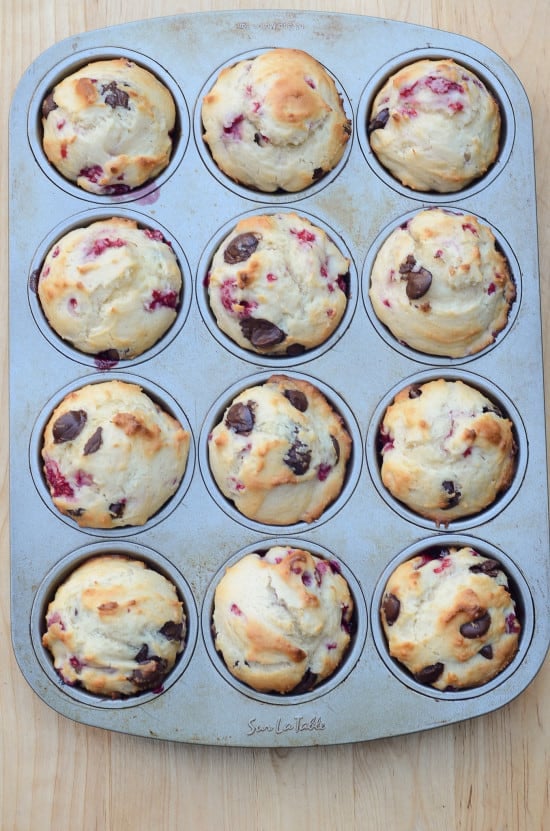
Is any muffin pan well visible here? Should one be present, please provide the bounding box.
[9,10,549,746]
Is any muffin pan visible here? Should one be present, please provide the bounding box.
[9,10,549,746]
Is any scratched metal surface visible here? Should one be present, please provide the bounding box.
[8,9,549,746]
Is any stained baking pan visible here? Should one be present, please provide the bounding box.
[9,9,549,746]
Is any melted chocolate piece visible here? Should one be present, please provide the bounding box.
[399,255,432,300]
[442,480,461,508]
[414,662,444,685]
[331,435,340,464]
[382,593,400,625]
[368,107,390,133]
[159,621,184,641]
[130,656,168,690]
[469,559,501,578]
[83,427,103,455]
[291,668,318,694]
[283,389,308,412]
[286,343,306,357]
[284,438,312,475]
[460,611,491,639]
[101,80,130,109]
[225,402,255,434]
[109,500,126,519]
[240,317,286,348]
[223,233,259,264]
[135,643,149,663]
[479,644,494,659]
[52,410,87,443]
[42,93,58,118]
[312,167,324,181]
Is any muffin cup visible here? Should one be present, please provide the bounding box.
[357,47,515,201]
[28,47,189,203]
[365,369,528,530]
[31,542,198,708]
[194,47,353,203]
[199,370,362,533]
[371,534,533,700]
[196,206,357,366]
[29,372,195,535]
[202,538,367,704]
[28,207,192,367]
[361,207,521,365]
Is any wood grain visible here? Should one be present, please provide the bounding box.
[1,2,548,829]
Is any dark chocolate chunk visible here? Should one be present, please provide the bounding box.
[159,621,184,641]
[109,500,126,519]
[286,343,306,357]
[42,93,58,118]
[240,317,286,348]
[469,558,501,578]
[83,427,103,455]
[101,80,130,109]
[29,269,40,294]
[135,643,149,663]
[312,167,324,181]
[414,662,444,685]
[479,644,494,659]
[399,254,432,300]
[283,389,308,412]
[284,438,312,475]
[291,668,318,694]
[460,611,491,639]
[408,384,422,399]
[225,402,255,434]
[442,480,461,508]
[130,656,168,690]
[52,410,87,443]
[382,593,400,625]
[368,107,389,133]
[331,435,340,464]
[223,233,259,264]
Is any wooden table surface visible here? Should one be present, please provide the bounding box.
[1,1,549,829]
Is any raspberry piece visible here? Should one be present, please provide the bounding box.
[290,228,316,245]
[146,289,179,311]
[425,75,464,95]
[79,165,103,184]
[87,237,126,258]
[223,114,244,139]
[317,463,332,481]
[143,228,166,243]
[44,459,74,498]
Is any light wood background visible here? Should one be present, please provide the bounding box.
[1,2,549,829]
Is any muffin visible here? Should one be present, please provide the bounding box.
[41,58,176,194]
[201,48,351,192]
[208,374,352,525]
[368,58,501,192]
[42,555,185,697]
[206,212,349,355]
[378,379,516,524]
[41,380,190,528]
[213,546,354,693]
[37,217,182,359]
[368,208,515,357]
[380,546,521,690]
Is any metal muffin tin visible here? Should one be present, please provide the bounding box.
[9,10,549,746]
